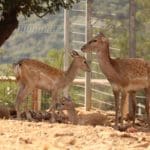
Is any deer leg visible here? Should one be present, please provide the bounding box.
[129,91,136,126]
[120,91,127,126]
[113,90,120,128]
[15,84,30,119]
[49,91,58,110]
[49,91,59,122]
[15,84,24,118]
[144,88,150,126]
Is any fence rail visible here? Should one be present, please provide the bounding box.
[0,76,146,116]
[0,76,16,81]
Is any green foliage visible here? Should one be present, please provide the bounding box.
[135,0,150,59]
[136,0,150,23]
[0,64,14,76]
[0,63,17,107]
[0,0,79,17]
[87,0,130,57]
[93,0,150,59]
[2,0,149,63]
[69,85,84,105]
[0,81,17,107]
[43,49,64,69]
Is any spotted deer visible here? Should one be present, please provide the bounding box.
[13,50,90,118]
[81,33,150,128]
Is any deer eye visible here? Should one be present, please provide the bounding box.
[93,40,97,42]
[83,60,87,64]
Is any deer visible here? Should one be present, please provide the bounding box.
[81,33,150,128]
[13,50,90,119]
[58,96,109,126]
[57,96,78,124]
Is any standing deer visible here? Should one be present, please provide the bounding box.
[13,50,90,119]
[81,33,150,128]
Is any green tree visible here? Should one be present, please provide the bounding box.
[0,0,79,46]
[43,49,64,69]
[129,0,136,57]
[93,0,149,59]
[136,0,150,60]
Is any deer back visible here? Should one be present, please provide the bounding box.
[13,59,64,90]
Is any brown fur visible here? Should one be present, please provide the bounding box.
[58,97,109,126]
[13,51,90,118]
[81,33,150,128]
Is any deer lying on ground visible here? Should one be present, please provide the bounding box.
[57,96,78,124]
[13,50,90,119]
[58,97,109,126]
[81,33,150,128]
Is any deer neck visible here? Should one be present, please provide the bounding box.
[97,43,121,85]
[64,61,79,86]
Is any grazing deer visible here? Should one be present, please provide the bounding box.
[81,33,150,128]
[13,50,90,119]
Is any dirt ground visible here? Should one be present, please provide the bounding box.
[0,108,150,150]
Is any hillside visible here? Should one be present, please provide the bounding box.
[0,0,150,64]
[1,12,64,64]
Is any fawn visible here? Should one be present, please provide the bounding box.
[13,50,90,119]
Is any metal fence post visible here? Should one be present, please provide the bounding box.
[85,0,92,111]
[64,5,71,97]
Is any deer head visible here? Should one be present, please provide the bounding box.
[71,50,90,72]
[60,96,75,110]
[81,33,109,53]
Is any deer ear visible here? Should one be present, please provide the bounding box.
[99,32,105,37]
[71,50,79,57]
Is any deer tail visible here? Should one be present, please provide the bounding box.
[13,63,22,81]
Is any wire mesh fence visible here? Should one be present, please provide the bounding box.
[0,73,147,117]
[0,0,149,117]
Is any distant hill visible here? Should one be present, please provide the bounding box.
[1,12,64,63]
[1,0,149,64]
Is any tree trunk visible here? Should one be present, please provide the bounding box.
[129,0,136,57]
[0,11,18,46]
